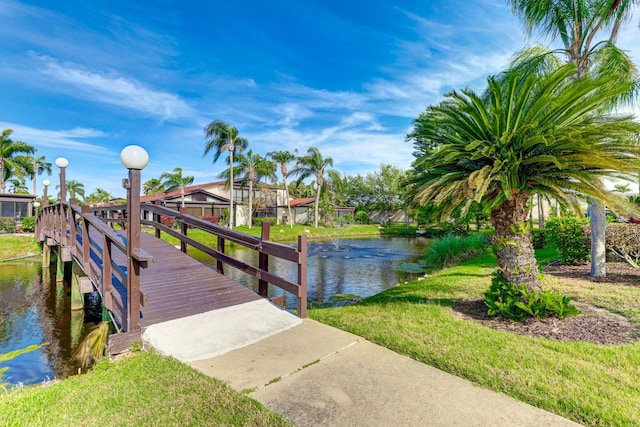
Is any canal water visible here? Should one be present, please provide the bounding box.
[0,236,427,387]
[0,262,97,388]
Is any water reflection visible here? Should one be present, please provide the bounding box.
[191,236,428,308]
[0,262,93,387]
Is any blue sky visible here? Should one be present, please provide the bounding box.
[1,0,640,198]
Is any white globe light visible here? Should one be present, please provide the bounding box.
[55,157,69,168]
[33,201,41,207]
[42,179,51,187]
[120,145,149,170]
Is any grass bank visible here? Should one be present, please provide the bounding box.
[0,234,40,261]
[147,223,382,246]
[0,352,291,427]
[309,252,640,426]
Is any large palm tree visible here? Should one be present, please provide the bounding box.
[267,150,297,227]
[0,129,35,193]
[507,0,639,277]
[292,147,334,229]
[203,120,248,228]
[408,62,640,290]
[219,149,276,228]
[160,167,194,208]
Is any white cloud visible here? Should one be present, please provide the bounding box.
[34,55,196,122]
[0,122,109,153]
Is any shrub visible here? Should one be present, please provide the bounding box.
[545,216,589,264]
[0,218,17,233]
[484,270,580,320]
[531,228,547,249]
[20,217,36,232]
[355,211,369,224]
[253,217,277,227]
[341,214,354,224]
[202,216,220,224]
[422,233,488,270]
[159,216,176,228]
[604,223,640,268]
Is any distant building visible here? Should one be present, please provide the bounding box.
[0,193,36,220]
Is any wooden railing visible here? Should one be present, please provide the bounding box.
[90,203,308,317]
[36,200,153,331]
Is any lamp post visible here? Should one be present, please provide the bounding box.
[42,179,51,207]
[33,201,40,216]
[54,157,69,203]
[120,145,149,331]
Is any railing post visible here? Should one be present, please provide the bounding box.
[102,235,113,312]
[81,205,91,267]
[154,201,161,239]
[180,207,188,253]
[126,168,142,331]
[69,199,77,255]
[297,234,308,318]
[216,236,225,274]
[258,222,271,297]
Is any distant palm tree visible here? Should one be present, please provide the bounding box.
[267,150,297,227]
[8,179,29,194]
[0,129,34,193]
[160,167,194,208]
[143,178,164,195]
[86,188,112,204]
[203,120,248,228]
[58,179,85,202]
[291,147,334,228]
[29,152,52,196]
[219,149,276,228]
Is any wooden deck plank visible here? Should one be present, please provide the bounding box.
[82,227,263,329]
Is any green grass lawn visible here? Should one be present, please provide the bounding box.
[0,234,40,260]
[0,352,291,427]
[310,252,640,426]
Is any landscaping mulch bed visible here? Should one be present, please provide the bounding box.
[454,262,640,345]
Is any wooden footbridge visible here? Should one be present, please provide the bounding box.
[35,200,307,350]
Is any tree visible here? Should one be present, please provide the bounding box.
[507,0,639,277]
[160,167,194,208]
[86,188,113,204]
[8,179,28,194]
[219,149,275,228]
[58,179,85,201]
[368,164,406,225]
[143,178,164,195]
[267,150,297,227]
[0,129,35,193]
[407,62,640,290]
[203,120,248,228]
[291,147,334,228]
[24,151,51,196]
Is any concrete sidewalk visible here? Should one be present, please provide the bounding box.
[186,318,580,426]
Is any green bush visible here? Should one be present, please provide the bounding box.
[0,218,17,233]
[422,233,488,270]
[20,217,35,232]
[545,216,589,264]
[355,211,369,224]
[484,270,580,320]
[531,228,547,249]
[253,217,277,227]
[341,214,354,224]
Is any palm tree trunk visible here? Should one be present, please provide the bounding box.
[229,148,234,229]
[589,198,607,277]
[314,182,321,228]
[0,158,5,193]
[490,192,540,290]
[181,186,185,208]
[248,179,253,229]
[32,159,37,196]
[283,177,293,228]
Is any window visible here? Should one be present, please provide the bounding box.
[1,202,15,218]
